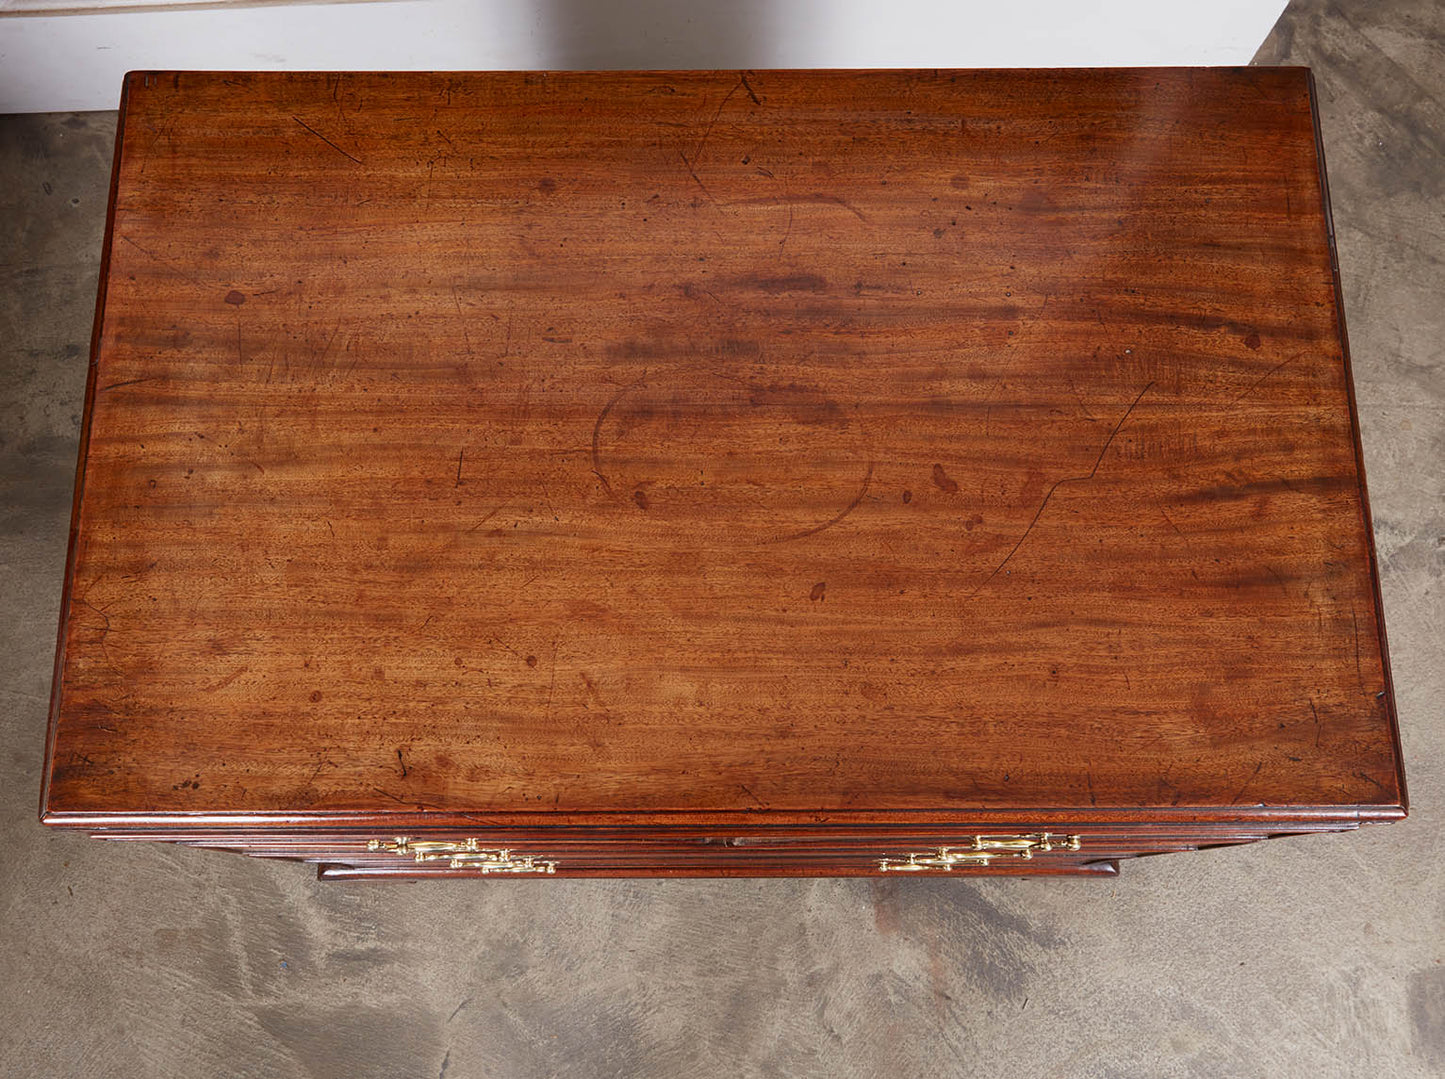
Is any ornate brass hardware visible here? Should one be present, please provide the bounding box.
[878,833,1081,872]
[366,836,558,874]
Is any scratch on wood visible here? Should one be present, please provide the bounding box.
[1352,770,1387,794]
[687,75,746,171]
[761,461,874,545]
[117,234,204,285]
[316,324,342,367]
[201,666,249,693]
[968,381,1153,598]
[740,71,762,106]
[590,375,648,499]
[1229,351,1303,405]
[306,757,329,787]
[465,504,506,532]
[1160,507,1187,542]
[1229,760,1264,805]
[292,115,364,165]
[75,596,112,638]
[806,192,869,221]
[678,149,718,206]
[100,376,161,393]
[726,192,869,221]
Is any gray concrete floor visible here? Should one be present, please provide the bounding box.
[1,2,1441,1076]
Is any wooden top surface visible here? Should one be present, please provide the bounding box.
[43,68,1404,827]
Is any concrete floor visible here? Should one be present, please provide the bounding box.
[1,2,1441,1076]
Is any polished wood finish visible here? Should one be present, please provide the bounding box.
[42,69,1405,878]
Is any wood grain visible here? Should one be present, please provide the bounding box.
[42,70,1404,863]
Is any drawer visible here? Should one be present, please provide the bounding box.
[93,822,1345,879]
[315,857,1123,880]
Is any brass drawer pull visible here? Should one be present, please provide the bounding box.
[367,836,558,874]
[878,833,1081,872]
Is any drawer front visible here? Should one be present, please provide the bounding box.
[331,832,1111,878]
[93,822,1335,878]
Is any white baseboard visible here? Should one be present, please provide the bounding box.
[0,0,1288,114]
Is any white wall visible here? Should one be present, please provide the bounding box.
[0,0,1288,114]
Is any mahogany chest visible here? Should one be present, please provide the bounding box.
[42,68,1406,879]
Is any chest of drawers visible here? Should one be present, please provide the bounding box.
[42,68,1405,878]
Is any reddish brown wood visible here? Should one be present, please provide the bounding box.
[42,69,1405,877]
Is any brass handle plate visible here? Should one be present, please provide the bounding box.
[878,833,1081,872]
[367,836,558,874]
